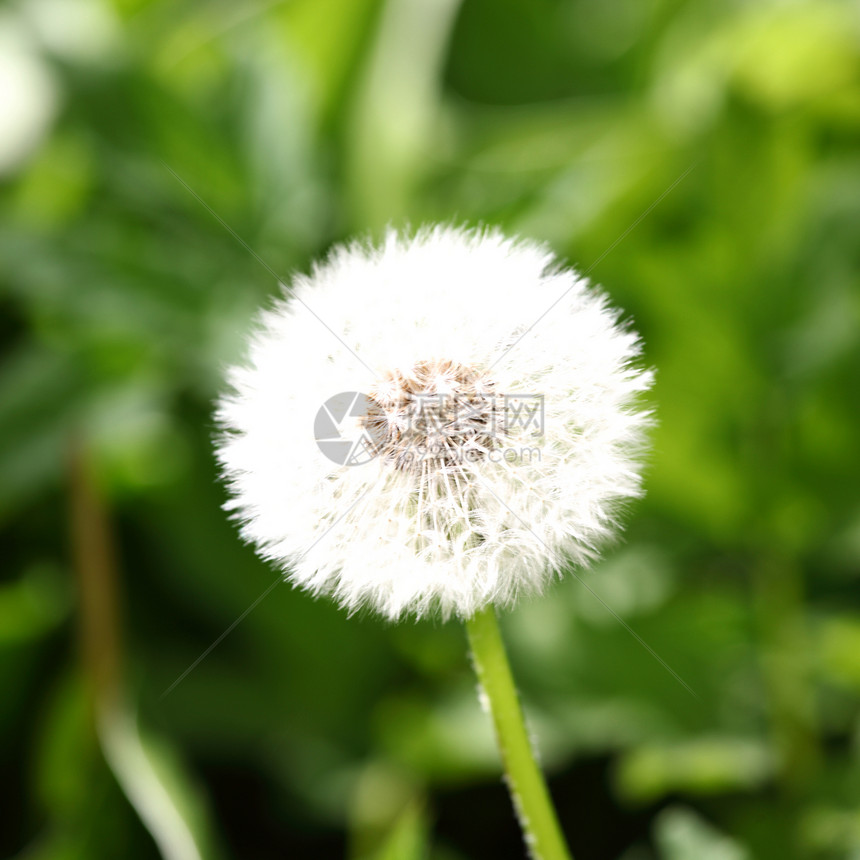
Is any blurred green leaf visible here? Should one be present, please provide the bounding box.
[100,701,223,860]
[0,563,70,646]
[373,801,429,860]
[616,737,775,803]
[655,806,751,860]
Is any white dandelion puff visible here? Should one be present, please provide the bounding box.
[216,225,653,621]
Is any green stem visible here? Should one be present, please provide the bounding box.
[465,606,573,860]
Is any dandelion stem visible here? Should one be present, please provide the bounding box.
[465,606,573,860]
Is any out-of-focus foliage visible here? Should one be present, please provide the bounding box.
[1,0,859,858]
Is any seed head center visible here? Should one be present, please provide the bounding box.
[363,359,498,472]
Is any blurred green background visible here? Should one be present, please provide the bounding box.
[2,0,859,858]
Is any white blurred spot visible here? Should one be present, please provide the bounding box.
[0,15,58,175]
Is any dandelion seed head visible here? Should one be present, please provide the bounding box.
[216,225,653,621]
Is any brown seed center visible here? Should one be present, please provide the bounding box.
[362,359,498,473]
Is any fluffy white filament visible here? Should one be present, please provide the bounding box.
[216,226,653,620]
